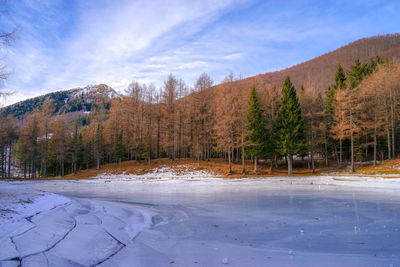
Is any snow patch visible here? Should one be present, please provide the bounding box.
[94,165,217,180]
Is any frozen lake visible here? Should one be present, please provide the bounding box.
[1,176,400,266]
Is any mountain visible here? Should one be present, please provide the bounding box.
[239,33,400,91]
[1,84,120,119]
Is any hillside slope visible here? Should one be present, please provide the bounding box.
[241,33,400,90]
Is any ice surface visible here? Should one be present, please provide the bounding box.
[0,184,155,266]
[21,253,47,267]
[1,174,400,266]
[0,188,70,239]
[0,260,19,267]
[0,237,18,261]
[48,224,123,266]
[13,207,75,257]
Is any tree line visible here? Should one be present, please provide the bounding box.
[1,56,400,178]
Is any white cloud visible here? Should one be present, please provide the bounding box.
[2,0,245,105]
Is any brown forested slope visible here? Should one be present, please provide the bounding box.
[233,33,400,91]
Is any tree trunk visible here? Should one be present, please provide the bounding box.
[31,160,34,179]
[228,147,232,175]
[287,154,293,175]
[390,87,395,159]
[392,123,395,159]
[1,149,3,178]
[44,132,48,177]
[387,126,391,160]
[373,109,377,166]
[270,156,273,173]
[311,130,315,174]
[178,116,182,159]
[373,127,377,166]
[196,139,200,167]
[157,119,160,158]
[254,156,258,174]
[61,158,65,176]
[324,135,328,167]
[241,144,245,175]
[339,138,342,165]
[351,131,355,172]
[350,103,355,173]
[97,154,100,170]
[8,143,11,178]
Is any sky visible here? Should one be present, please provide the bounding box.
[0,0,399,106]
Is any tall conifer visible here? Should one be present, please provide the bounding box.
[246,86,269,173]
[274,76,307,174]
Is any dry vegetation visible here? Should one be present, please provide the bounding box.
[47,158,334,180]
[60,158,400,180]
[355,158,400,177]
[6,157,400,180]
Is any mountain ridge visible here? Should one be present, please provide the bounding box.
[1,84,120,119]
[242,33,400,90]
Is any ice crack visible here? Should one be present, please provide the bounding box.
[91,231,126,267]
[15,211,77,261]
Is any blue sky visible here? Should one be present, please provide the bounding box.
[0,0,399,105]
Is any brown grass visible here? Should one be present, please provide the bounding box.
[354,158,400,177]
[54,158,334,180]
[8,158,400,181]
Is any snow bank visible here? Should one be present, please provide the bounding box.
[92,165,400,195]
[253,175,400,191]
[94,165,217,180]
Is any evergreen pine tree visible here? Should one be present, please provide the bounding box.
[246,86,269,173]
[348,59,363,88]
[274,76,307,174]
[334,64,346,89]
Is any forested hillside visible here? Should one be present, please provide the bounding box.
[241,34,400,91]
[1,84,119,119]
[1,34,400,178]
